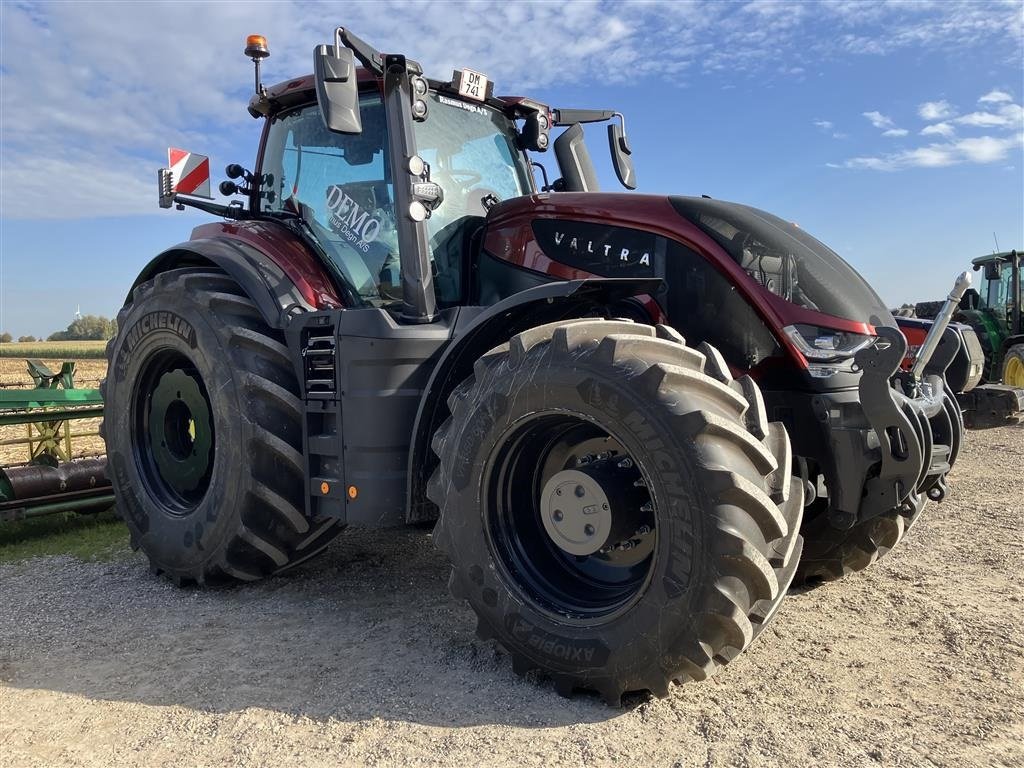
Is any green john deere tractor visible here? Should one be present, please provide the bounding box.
[916,249,1024,427]
[964,250,1024,386]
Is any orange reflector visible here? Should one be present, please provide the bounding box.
[347,485,359,500]
[320,481,330,495]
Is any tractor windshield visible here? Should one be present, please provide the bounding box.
[671,197,893,327]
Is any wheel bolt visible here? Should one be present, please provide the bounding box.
[617,458,633,469]
[575,485,586,498]
[553,510,563,522]
[555,488,562,496]
[584,524,595,536]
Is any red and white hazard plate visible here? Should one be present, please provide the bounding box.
[168,147,212,199]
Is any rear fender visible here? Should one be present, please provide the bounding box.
[405,277,662,522]
[130,236,323,330]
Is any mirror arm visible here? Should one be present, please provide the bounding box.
[338,27,385,76]
[553,108,617,126]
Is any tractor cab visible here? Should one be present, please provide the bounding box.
[255,76,534,310]
[973,251,1022,328]
[968,250,1023,385]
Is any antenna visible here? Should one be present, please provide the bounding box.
[993,232,1000,253]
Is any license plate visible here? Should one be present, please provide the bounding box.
[456,68,488,101]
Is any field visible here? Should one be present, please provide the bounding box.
[0,340,107,360]
[0,422,1021,768]
[0,356,107,465]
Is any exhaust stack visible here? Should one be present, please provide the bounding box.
[910,271,971,381]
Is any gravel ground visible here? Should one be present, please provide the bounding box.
[1,424,1021,768]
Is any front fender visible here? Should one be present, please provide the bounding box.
[405,277,662,522]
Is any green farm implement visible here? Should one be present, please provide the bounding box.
[0,360,112,521]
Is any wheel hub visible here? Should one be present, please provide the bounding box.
[540,470,613,556]
[539,455,648,557]
[148,368,213,498]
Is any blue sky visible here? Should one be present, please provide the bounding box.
[1,0,1022,338]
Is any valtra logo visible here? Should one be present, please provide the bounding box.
[532,219,662,278]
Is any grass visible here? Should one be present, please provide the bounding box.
[0,507,130,564]
[0,340,108,359]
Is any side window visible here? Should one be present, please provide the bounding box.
[261,96,401,307]
[664,242,782,371]
[413,93,532,307]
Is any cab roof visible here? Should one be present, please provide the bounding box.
[259,70,530,117]
[972,250,1020,266]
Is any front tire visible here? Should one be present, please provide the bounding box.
[1003,344,1024,388]
[793,494,927,585]
[427,319,803,703]
[101,269,342,585]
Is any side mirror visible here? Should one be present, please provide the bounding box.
[983,262,1000,281]
[314,31,362,134]
[608,120,636,190]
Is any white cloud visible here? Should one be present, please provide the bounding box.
[829,134,1023,171]
[956,136,1020,163]
[1,0,1023,218]
[979,89,1013,104]
[865,111,909,137]
[921,122,956,138]
[837,91,1023,171]
[918,100,956,120]
[955,103,1024,128]
[814,119,834,130]
[864,110,896,129]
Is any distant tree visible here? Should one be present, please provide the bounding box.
[48,315,117,341]
[0,332,12,343]
[18,335,37,343]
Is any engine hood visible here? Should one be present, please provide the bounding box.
[484,191,893,332]
[487,192,683,234]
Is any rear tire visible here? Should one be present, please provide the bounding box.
[101,269,342,585]
[427,319,803,703]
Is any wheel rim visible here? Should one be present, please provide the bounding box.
[1005,355,1024,387]
[132,351,215,514]
[484,413,657,623]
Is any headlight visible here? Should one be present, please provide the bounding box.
[783,324,874,377]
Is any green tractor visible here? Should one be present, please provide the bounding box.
[963,250,1024,386]
[915,249,1024,427]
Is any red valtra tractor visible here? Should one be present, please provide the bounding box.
[102,28,967,703]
